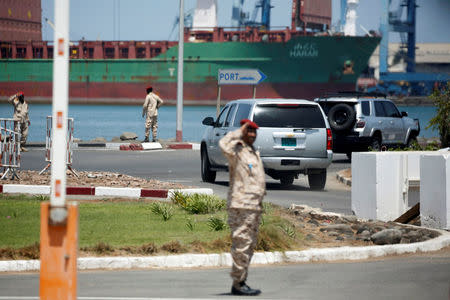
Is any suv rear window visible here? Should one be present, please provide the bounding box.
[361,101,370,116]
[253,104,326,128]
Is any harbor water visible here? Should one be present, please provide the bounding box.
[0,104,439,142]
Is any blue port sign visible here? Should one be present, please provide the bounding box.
[218,69,267,85]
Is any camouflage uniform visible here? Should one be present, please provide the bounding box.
[219,128,266,286]
[9,94,30,147]
[142,92,163,141]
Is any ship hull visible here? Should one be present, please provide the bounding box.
[0,36,380,103]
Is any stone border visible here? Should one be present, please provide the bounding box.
[1,228,449,272]
[0,184,212,199]
[336,169,352,186]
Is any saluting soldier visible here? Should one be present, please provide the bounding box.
[219,119,266,296]
[9,91,30,152]
[142,85,163,142]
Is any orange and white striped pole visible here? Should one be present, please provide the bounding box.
[40,0,78,299]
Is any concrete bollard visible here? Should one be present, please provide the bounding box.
[352,152,408,221]
[420,153,450,229]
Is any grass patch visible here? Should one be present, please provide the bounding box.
[0,194,307,259]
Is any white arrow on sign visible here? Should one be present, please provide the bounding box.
[218,69,267,85]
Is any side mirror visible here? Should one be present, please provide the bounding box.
[202,117,215,126]
[401,111,408,117]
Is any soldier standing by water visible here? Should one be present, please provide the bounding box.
[142,85,163,142]
[9,92,30,152]
[219,119,265,296]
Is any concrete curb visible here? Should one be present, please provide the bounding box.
[336,169,352,186]
[0,184,212,199]
[26,142,201,151]
[1,228,449,272]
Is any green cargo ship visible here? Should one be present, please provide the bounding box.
[0,0,380,104]
[0,35,380,103]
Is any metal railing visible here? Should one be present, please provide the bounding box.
[39,116,78,176]
[0,119,21,180]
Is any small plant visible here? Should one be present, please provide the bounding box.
[263,202,273,214]
[170,191,188,208]
[150,202,174,221]
[33,195,49,202]
[207,216,227,231]
[175,193,226,214]
[279,223,296,238]
[185,217,195,231]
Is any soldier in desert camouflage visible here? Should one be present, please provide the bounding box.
[142,85,163,142]
[219,119,265,296]
[9,91,30,152]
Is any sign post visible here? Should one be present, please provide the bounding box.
[40,0,78,299]
[217,69,267,115]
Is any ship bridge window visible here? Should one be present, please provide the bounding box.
[1,47,12,58]
[48,48,53,59]
[120,48,128,59]
[136,47,146,58]
[33,47,43,58]
[104,47,115,59]
[83,47,94,59]
[16,47,26,58]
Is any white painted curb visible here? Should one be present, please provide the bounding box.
[1,229,448,272]
[3,184,51,195]
[191,143,200,151]
[95,186,141,198]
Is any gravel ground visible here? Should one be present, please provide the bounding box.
[1,170,191,190]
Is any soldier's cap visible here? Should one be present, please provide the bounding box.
[240,119,259,129]
[146,85,152,90]
[18,91,24,97]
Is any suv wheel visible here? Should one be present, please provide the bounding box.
[201,148,216,183]
[406,136,418,148]
[280,174,295,187]
[328,103,356,131]
[308,169,327,190]
[370,136,381,151]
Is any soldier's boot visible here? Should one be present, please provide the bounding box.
[143,137,149,143]
[152,138,157,142]
[231,282,261,296]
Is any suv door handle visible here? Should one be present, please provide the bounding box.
[378,121,382,124]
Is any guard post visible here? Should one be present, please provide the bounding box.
[217,69,267,117]
[39,0,78,299]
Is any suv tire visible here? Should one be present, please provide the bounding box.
[201,148,216,183]
[308,169,327,190]
[328,103,356,131]
[370,135,381,151]
[280,174,295,187]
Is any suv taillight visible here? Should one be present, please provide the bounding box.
[356,120,366,128]
[326,128,333,150]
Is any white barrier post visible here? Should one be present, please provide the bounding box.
[0,119,21,180]
[420,153,450,229]
[40,0,78,299]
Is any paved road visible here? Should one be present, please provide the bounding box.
[0,252,449,299]
[20,149,351,214]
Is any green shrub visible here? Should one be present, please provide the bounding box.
[171,193,226,214]
[207,216,227,231]
[427,83,450,148]
[150,202,174,221]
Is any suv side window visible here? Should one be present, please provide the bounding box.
[374,101,386,117]
[382,101,401,118]
[361,101,370,116]
[232,103,252,127]
[216,106,230,127]
[224,104,237,127]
